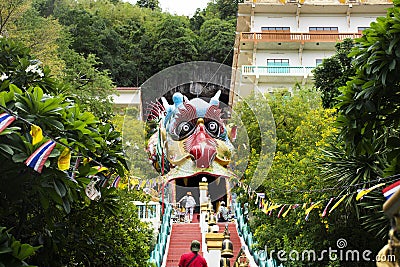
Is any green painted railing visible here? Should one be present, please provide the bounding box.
[234,202,284,267]
[149,203,172,267]
[242,65,315,76]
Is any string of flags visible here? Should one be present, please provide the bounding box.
[131,176,166,191]
[252,178,400,221]
[0,106,124,201]
[0,104,110,168]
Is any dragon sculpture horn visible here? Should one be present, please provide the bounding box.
[210,90,221,106]
[172,92,184,108]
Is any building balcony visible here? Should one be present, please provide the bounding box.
[241,32,361,43]
[239,32,361,50]
[241,65,315,84]
[242,65,314,76]
[243,0,392,4]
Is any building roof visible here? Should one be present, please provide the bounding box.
[116,87,140,91]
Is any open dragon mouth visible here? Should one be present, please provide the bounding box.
[165,160,235,182]
[165,160,236,205]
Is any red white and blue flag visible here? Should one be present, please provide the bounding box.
[0,113,16,133]
[382,180,400,200]
[111,175,121,188]
[25,140,56,173]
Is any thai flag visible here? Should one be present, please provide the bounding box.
[25,140,56,173]
[111,176,121,188]
[0,113,16,133]
[98,175,109,188]
[382,180,400,200]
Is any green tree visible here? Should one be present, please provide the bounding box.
[323,0,400,239]
[235,89,384,266]
[136,0,160,11]
[0,0,30,34]
[313,38,355,108]
[215,0,242,20]
[190,8,206,34]
[198,18,235,65]
[9,7,65,77]
[60,49,116,120]
[0,38,151,266]
[152,15,198,70]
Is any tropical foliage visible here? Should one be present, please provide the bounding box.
[0,38,152,266]
[313,38,355,109]
[235,89,385,266]
[320,0,400,240]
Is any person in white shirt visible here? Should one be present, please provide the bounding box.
[179,191,196,223]
[217,201,229,222]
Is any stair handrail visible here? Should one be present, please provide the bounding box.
[234,202,284,267]
[149,202,173,267]
[234,246,243,266]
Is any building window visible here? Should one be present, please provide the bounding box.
[261,27,290,32]
[267,59,289,73]
[358,27,369,33]
[309,27,338,32]
[316,59,323,66]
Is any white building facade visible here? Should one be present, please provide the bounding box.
[232,0,393,96]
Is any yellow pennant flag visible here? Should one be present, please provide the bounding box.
[30,125,43,145]
[329,195,347,214]
[83,157,94,165]
[282,205,292,218]
[356,183,385,201]
[97,166,108,172]
[266,204,281,213]
[140,179,147,189]
[262,201,270,214]
[58,147,71,171]
[305,201,322,215]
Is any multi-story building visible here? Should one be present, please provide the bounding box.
[232,0,393,96]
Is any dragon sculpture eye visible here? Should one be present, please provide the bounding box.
[205,120,220,137]
[176,121,195,139]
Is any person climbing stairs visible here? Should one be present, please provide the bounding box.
[164,222,243,267]
[165,223,203,266]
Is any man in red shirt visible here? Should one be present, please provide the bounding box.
[178,240,208,267]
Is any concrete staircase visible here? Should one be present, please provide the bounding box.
[217,222,243,261]
[165,223,203,267]
[164,222,243,267]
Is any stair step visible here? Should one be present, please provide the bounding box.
[164,221,243,265]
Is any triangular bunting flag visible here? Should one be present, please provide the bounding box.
[266,204,281,213]
[25,140,56,173]
[282,205,292,218]
[30,125,43,145]
[58,147,71,171]
[356,183,385,201]
[321,197,334,217]
[262,201,269,214]
[98,174,110,188]
[277,204,287,218]
[0,113,16,133]
[305,201,322,221]
[329,195,347,214]
[111,176,121,188]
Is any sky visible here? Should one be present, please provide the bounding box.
[130,0,211,17]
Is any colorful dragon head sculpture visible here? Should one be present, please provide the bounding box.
[147,90,236,181]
